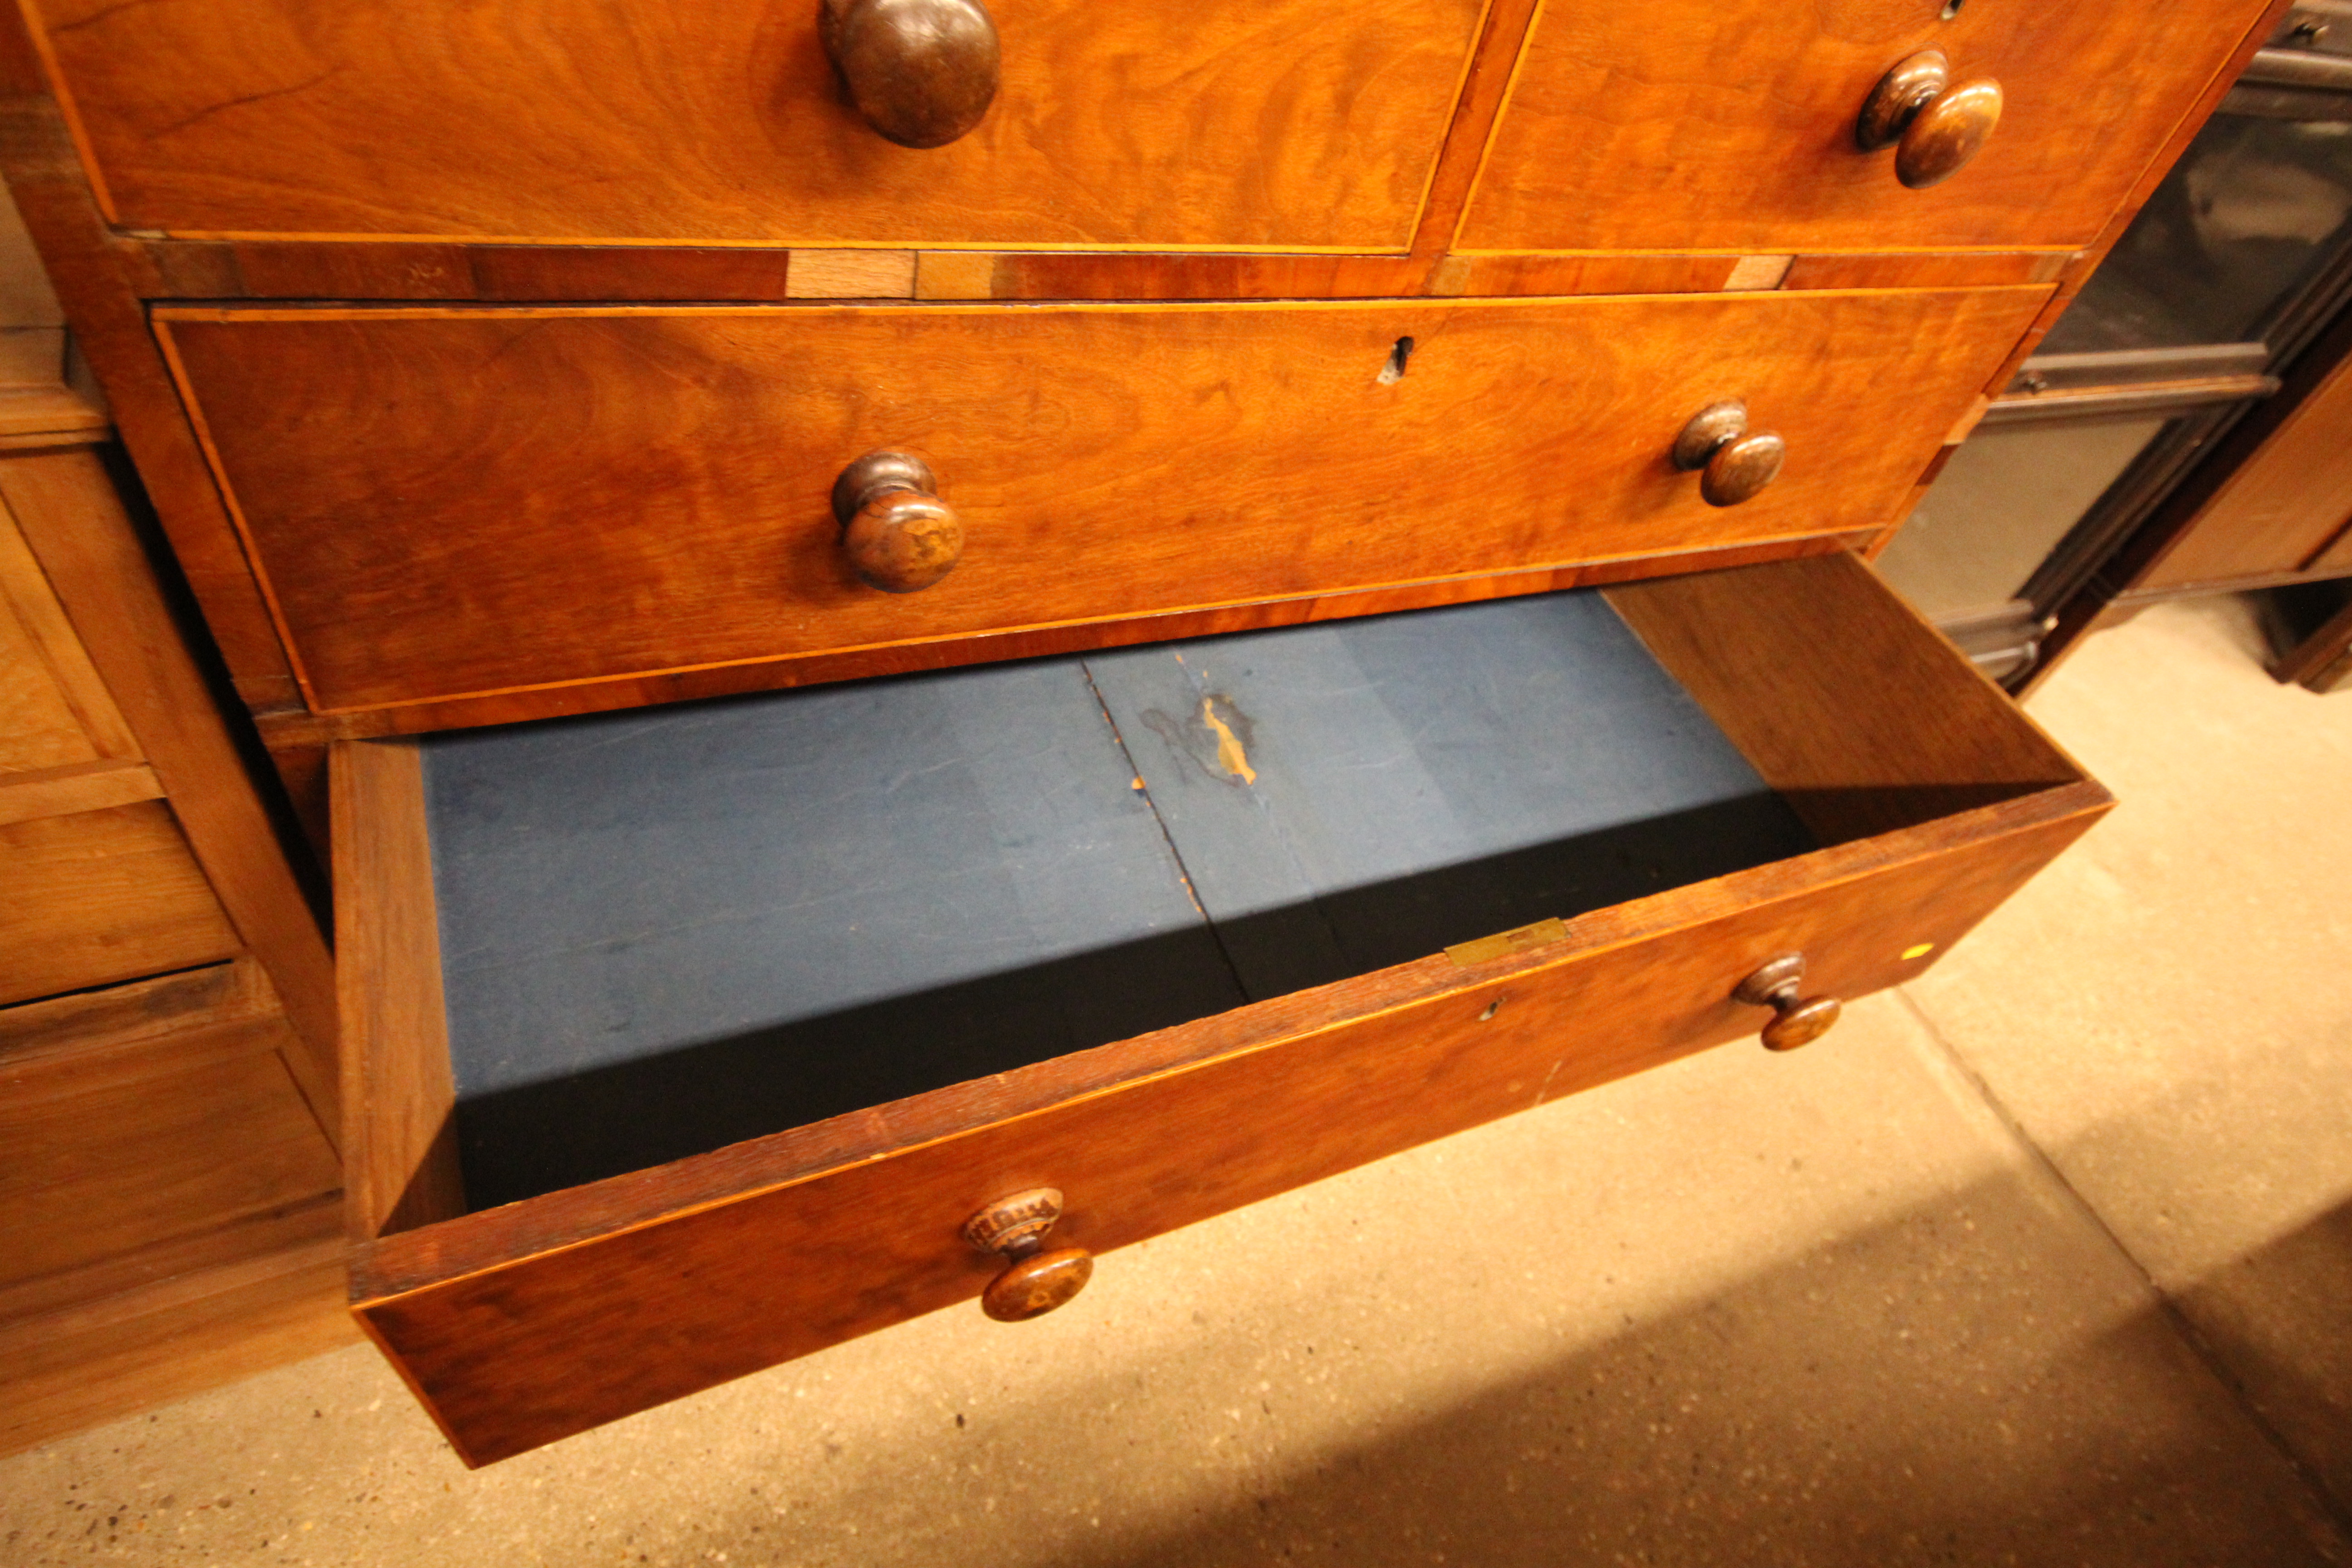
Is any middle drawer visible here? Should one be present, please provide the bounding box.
[158,289,2047,715]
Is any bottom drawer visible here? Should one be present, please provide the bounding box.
[0,962,339,1292]
[335,553,2108,1466]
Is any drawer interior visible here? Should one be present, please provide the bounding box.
[427,591,1817,1207]
[343,553,2096,1238]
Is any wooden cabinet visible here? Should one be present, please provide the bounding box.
[0,0,2280,1467]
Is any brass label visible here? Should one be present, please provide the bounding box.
[1445,917,1569,968]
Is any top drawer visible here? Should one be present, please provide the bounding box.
[27,0,1483,250]
[1457,0,2263,254]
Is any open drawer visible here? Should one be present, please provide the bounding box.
[336,553,2109,1466]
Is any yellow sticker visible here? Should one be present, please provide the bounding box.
[1901,942,1936,960]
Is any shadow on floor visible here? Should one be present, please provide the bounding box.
[2178,1195,2352,1519]
[675,1170,2352,1568]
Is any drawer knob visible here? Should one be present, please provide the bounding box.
[833,451,965,593]
[819,0,1001,149]
[1735,954,1843,1053]
[964,1186,1094,1323]
[1671,401,1785,508]
[1856,50,2002,190]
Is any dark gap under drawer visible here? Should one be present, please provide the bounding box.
[426,591,1816,1209]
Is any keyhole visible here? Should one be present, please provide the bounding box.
[1939,0,1964,17]
[1377,336,1415,385]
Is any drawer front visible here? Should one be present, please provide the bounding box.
[33,0,1481,250]
[359,795,2100,1466]
[1458,0,2260,254]
[0,803,240,1005]
[162,288,2047,713]
[0,977,338,1290]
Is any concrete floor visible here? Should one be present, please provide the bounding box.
[3,595,2348,1567]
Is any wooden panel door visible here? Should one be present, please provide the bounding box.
[1457,0,2263,254]
[29,0,1485,250]
[2141,348,2352,593]
[159,287,2050,714]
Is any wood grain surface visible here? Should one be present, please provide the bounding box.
[1405,0,1542,264]
[0,447,340,1128]
[1860,0,2292,567]
[2139,345,2352,591]
[0,479,132,772]
[0,1197,353,1459]
[333,739,463,1242]
[1778,251,2070,293]
[29,0,1483,250]
[1457,0,2266,253]
[0,959,253,1064]
[159,288,2048,714]
[0,799,240,1004]
[0,41,303,710]
[0,997,337,1289]
[0,756,162,824]
[0,382,103,438]
[1607,552,2082,844]
[336,554,2107,1464]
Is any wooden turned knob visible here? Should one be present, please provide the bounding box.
[1671,401,1785,507]
[964,1187,1093,1323]
[1734,954,1843,1052]
[819,0,1000,149]
[833,451,964,593]
[1856,50,2002,190]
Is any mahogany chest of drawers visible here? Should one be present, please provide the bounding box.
[0,0,2286,1465]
